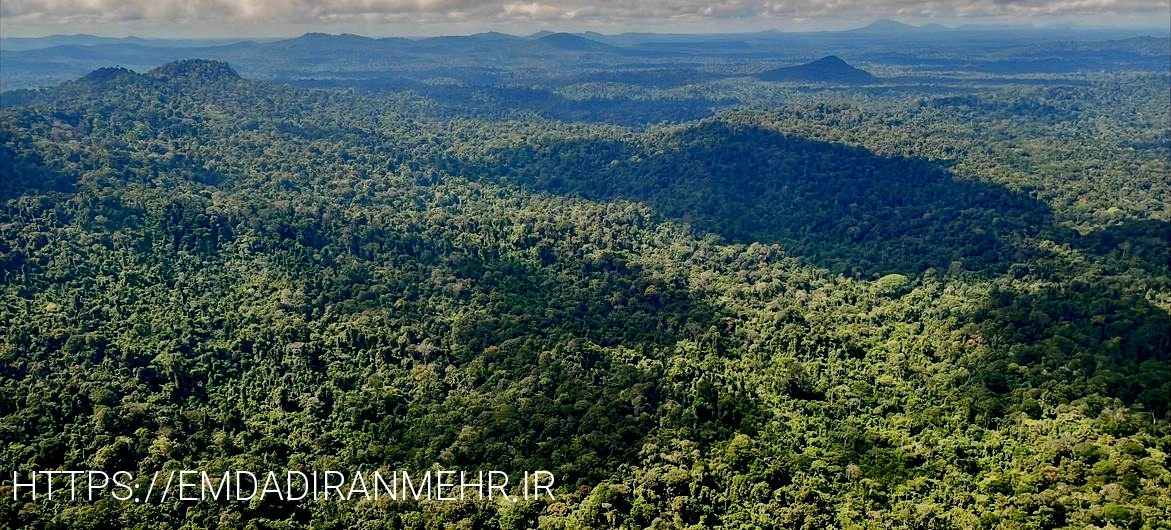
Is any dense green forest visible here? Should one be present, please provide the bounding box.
[1,48,1169,530]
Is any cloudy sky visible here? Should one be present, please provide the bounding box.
[2,0,1169,37]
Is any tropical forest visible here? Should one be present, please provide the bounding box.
[0,18,1169,530]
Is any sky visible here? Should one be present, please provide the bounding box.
[1,0,1169,38]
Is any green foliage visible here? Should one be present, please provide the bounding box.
[0,59,1168,528]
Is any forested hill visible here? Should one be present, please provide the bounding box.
[1,59,1169,529]
[757,56,878,83]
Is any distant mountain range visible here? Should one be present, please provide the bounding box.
[3,21,1164,53]
[850,19,951,32]
[0,34,265,52]
[2,25,1167,92]
[758,56,878,84]
[534,33,623,53]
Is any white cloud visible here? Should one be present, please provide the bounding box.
[1,0,1168,32]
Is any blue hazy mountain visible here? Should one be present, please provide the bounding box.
[0,34,256,51]
[530,33,622,52]
[851,19,919,32]
[2,27,1167,91]
[758,56,878,83]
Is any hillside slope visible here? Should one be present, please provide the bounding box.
[1,61,1168,529]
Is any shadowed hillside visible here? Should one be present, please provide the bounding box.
[466,121,1052,277]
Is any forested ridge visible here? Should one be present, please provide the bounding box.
[1,58,1169,529]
